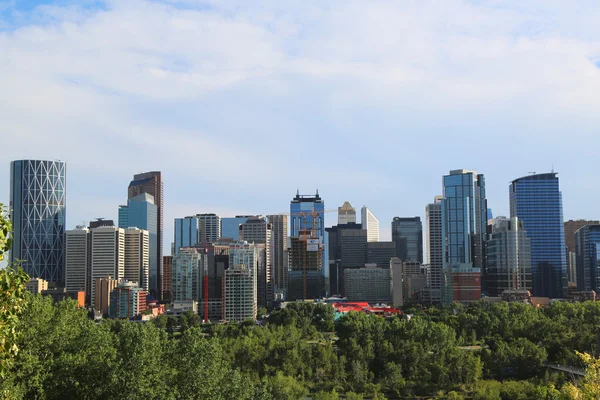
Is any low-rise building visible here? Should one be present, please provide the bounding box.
[109,281,147,319]
[25,278,49,294]
[344,266,391,303]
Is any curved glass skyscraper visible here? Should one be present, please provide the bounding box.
[510,173,567,298]
[10,160,66,284]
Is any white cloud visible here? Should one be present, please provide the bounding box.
[1,0,600,249]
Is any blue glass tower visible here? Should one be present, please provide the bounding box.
[510,173,567,298]
[574,225,600,292]
[221,216,252,240]
[10,160,66,284]
[174,216,199,252]
[118,193,158,290]
[441,169,487,303]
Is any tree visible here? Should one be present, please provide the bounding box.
[265,371,308,400]
[0,203,29,377]
[560,351,600,399]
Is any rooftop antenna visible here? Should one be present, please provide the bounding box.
[551,164,555,173]
[528,172,536,175]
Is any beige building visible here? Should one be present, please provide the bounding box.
[390,258,403,307]
[94,276,118,316]
[124,227,150,291]
[361,206,380,242]
[91,226,125,308]
[25,278,49,294]
[338,201,356,224]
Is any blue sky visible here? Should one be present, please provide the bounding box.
[1,0,600,252]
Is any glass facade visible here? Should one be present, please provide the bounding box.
[118,193,158,293]
[510,173,568,298]
[221,216,250,240]
[174,216,199,252]
[575,225,600,292]
[441,170,487,303]
[290,191,326,277]
[391,217,423,263]
[10,160,66,284]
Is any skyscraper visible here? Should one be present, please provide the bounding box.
[510,173,568,298]
[266,214,288,295]
[239,217,273,307]
[485,217,533,296]
[174,216,199,252]
[361,206,380,242]
[10,160,66,284]
[128,172,163,299]
[426,196,443,303]
[575,225,600,292]
[118,193,157,293]
[338,201,356,224]
[564,220,599,285]
[224,263,256,322]
[197,213,221,243]
[290,191,326,278]
[442,169,487,303]
[65,227,89,296]
[221,216,254,240]
[172,247,202,303]
[391,217,423,263]
[124,228,150,292]
[162,255,173,301]
[326,222,365,296]
[90,226,125,308]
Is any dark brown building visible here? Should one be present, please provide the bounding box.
[128,171,163,299]
[162,255,172,301]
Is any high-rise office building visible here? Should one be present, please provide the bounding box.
[9,160,67,284]
[118,193,157,293]
[485,217,533,297]
[575,225,600,292]
[65,227,90,296]
[290,191,326,277]
[128,172,163,299]
[174,216,199,253]
[326,223,367,296]
[266,214,288,294]
[361,206,380,242]
[172,248,202,303]
[366,241,396,268]
[239,217,272,307]
[391,217,423,263]
[390,258,403,307]
[344,266,391,303]
[288,233,326,300]
[197,213,221,243]
[565,220,599,285]
[510,173,568,298]
[124,228,150,292]
[162,255,173,301]
[426,196,443,303]
[442,170,487,303]
[90,226,125,308]
[224,263,256,322]
[338,201,356,225]
[221,216,255,240]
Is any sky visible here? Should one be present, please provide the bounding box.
[1,0,600,254]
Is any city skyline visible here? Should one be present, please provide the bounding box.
[1,1,600,257]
